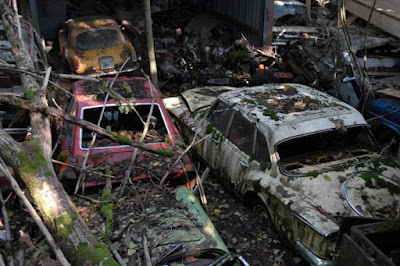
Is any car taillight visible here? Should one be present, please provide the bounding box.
[74,57,81,73]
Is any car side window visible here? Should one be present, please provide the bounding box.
[255,130,271,165]
[208,100,233,135]
[228,112,254,155]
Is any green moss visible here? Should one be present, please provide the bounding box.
[380,157,400,168]
[24,87,37,100]
[260,162,270,172]
[306,171,319,178]
[323,175,332,181]
[206,123,215,134]
[241,98,256,104]
[100,187,114,235]
[57,151,69,162]
[249,154,255,162]
[198,109,207,119]
[18,141,48,176]
[263,110,279,121]
[361,172,400,195]
[74,243,118,266]
[55,212,78,238]
[158,149,174,157]
[108,131,132,145]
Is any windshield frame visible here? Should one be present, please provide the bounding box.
[275,125,378,177]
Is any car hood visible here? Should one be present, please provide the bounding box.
[289,156,400,230]
[247,155,400,235]
[181,86,237,113]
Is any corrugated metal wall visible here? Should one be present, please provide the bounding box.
[190,0,268,46]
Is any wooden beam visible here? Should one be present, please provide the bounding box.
[331,0,400,38]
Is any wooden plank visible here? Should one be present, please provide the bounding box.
[331,0,400,38]
[306,0,311,19]
[376,88,400,100]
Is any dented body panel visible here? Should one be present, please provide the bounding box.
[165,83,400,263]
[59,16,137,74]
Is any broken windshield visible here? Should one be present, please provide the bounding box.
[81,104,169,148]
[76,29,123,50]
[277,126,377,176]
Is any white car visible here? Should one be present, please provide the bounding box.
[164,83,400,265]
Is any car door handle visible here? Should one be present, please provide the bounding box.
[239,159,248,168]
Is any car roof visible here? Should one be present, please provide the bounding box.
[72,77,157,107]
[218,83,368,144]
[67,16,119,31]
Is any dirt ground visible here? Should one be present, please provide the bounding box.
[202,177,304,266]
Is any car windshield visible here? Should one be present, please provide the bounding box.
[277,126,377,176]
[81,104,168,148]
[76,29,123,50]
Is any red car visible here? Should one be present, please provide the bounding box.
[57,77,194,188]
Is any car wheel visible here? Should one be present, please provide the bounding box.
[252,200,278,237]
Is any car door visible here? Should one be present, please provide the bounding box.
[216,111,255,188]
[199,100,234,169]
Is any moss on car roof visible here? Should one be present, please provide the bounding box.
[220,84,350,123]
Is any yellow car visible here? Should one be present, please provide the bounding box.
[59,16,138,75]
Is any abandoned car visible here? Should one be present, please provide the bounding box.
[58,16,138,75]
[56,77,193,188]
[164,83,400,264]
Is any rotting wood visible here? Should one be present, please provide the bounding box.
[0,157,71,266]
[142,228,152,266]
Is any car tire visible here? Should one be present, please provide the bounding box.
[251,199,278,237]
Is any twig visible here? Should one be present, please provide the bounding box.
[366,108,400,122]
[142,229,152,266]
[0,191,11,240]
[111,249,127,266]
[75,57,131,195]
[160,134,210,185]
[41,67,52,92]
[117,70,155,197]
[0,157,71,266]
[52,159,116,179]
[76,194,110,205]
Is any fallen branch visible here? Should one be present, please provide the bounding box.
[76,194,110,205]
[160,134,210,185]
[0,191,11,241]
[0,95,174,157]
[75,57,131,195]
[52,159,116,179]
[118,70,155,197]
[111,249,127,266]
[0,157,71,266]
[142,229,152,266]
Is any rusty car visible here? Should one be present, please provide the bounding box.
[56,77,194,188]
[163,83,400,265]
[58,16,138,75]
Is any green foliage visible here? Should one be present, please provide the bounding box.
[158,149,174,157]
[361,172,400,195]
[229,50,249,63]
[119,81,132,94]
[24,87,37,100]
[241,98,256,104]
[98,82,108,93]
[75,243,118,266]
[306,171,319,178]
[206,123,215,134]
[260,162,270,172]
[100,187,114,235]
[55,212,78,238]
[263,110,279,121]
